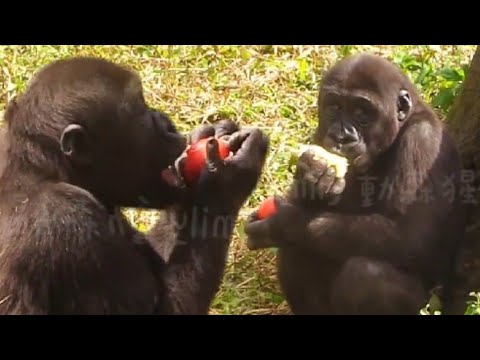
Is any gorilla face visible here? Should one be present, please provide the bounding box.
[10,57,190,209]
[60,99,187,210]
[315,92,370,170]
[314,54,415,174]
[119,108,187,209]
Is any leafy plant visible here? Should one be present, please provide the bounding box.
[431,67,466,112]
[464,292,480,315]
[420,292,442,315]
[394,52,467,115]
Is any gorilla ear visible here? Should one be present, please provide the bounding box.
[397,90,412,121]
[60,124,92,165]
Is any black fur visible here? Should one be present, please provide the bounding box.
[0,57,268,314]
[245,54,467,315]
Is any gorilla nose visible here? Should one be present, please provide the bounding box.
[329,126,358,146]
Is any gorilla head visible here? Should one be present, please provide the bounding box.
[3,57,187,209]
[314,53,421,174]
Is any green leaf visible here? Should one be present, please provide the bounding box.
[415,65,431,85]
[298,58,308,82]
[399,55,421,71]
[432,88,455,111]
[428,294,442,312]
[269,292,285,305]
[439,68,464,82]
[279,104,295,119]
[339,45,353,58]
[240,48,250,60]
[464,292,480,315]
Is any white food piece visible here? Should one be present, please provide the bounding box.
[298,144,349,178]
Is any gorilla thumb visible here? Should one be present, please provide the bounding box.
[205,138,223,173]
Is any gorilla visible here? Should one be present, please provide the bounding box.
[245,53,467,315]
[0,57,269,315]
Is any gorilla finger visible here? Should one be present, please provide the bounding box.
[247,210,260,223]
[296,161,328,183]
[214,119,240,138]
[329,177,346,196]
[317,166,337,196]
[294,153,312,179]
[205,138,225,173]
[246,235,277,251]
[226,129,251,153]
[189,124,216,144]
[302,171,319,186]
[229,128,269,169]
[244,217,269,236]
[311,158,328,174]
[243,219,276,250]
[298,150,315,163]
[273,195,290,209]
[301,152,328,174]
[296,153,328,179]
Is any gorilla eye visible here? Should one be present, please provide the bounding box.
[327,104,340,111]
[150,110,177,135]
[324,104,340,120]
[353,107,371,127]
[354,108,364,116]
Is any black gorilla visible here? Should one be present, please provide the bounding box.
[245,53,467,315]
[0,57,269,315]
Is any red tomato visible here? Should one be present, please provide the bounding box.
[257,197,278,220]
[182,137,230,184]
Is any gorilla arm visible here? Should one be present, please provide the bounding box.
[145,205,237,315]
[246,192,449,274]
[246,119,458,269]
[146,127,269,315]
[301,212,419,265]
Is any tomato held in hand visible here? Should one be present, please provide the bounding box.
[182,137,230,184]
[257,196,278,220]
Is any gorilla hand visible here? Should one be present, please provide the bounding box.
[244,196,307,250]
[188,119,240,144]
[294,150,346,203]
[184,122,269,215]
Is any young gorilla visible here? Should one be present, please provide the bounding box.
[245,53,467,315]
[0,57,269,315]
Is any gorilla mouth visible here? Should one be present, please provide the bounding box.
[325,144,357,161]
[161,166,184,188]
[323,143,366,174]
[159,144,189,189]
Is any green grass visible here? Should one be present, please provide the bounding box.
[1,45,478,315]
